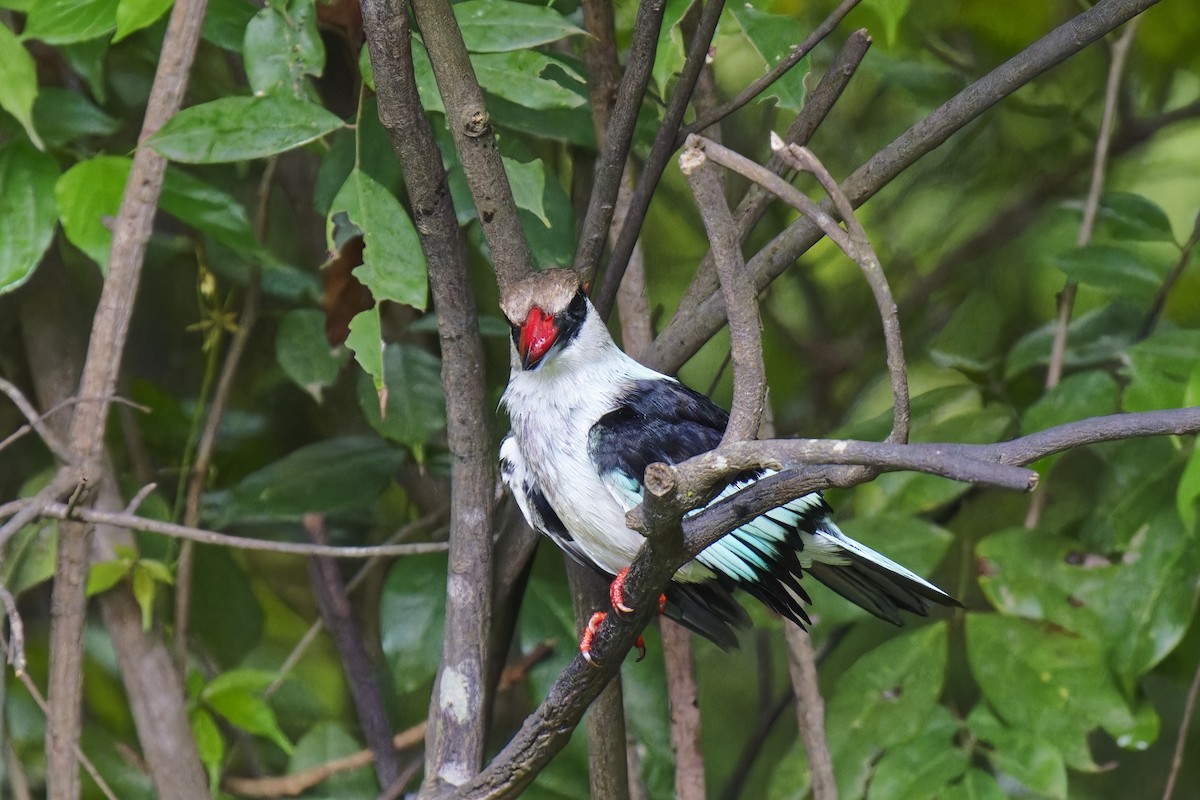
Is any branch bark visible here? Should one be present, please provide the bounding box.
[360,0,496,789]
[784,625,836,800]
[407,0,532,290]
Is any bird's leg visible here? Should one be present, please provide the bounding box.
[579,611,650,666]
[609,567,667,616]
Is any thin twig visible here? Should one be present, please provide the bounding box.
[775,142,909,443]
[0,584,25,676]
[784,625,836,800]
[222,722,426,798]
[1029,19,1139,528]
[597,0,727,317]
[717,689,793,800]
[680,0,863,140]
[1162,647,1200,800]
[1141,210,1200,339]
[681,145,766,444]
[0,500,448,558]
[0,378,71,462]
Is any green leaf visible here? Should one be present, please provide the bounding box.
[203,0,258,51]
[767,740,811,800]
[131,563,157,630]
[32,87,120,146]
[866,706,967,799]
[825,622,948,797]
[651,0,693,97]
[136,558,173,585]
[114,0,172,42]
[380,553,447,694]
[276,309,348,400]
[1064,192,1177,244]
[346,307,384,394]
[730,5,811,112]
[243,0,325,98]
[1006,301,1142,378]
[162,167,262,254]
[204,436,405,525]
[189,708,226,791]
[55,154,128,268]
[454,0,585,52]
[0,23,43,149]
[86,559,132,596]
[327,169,428,310]
[357,344,446,451]
[205,686,293,755]
[201,667,277,699]
[966,614,1135,770]
[22,0,118,44]
[505,156,549,228]
[0,140,58,294]
[978,510,1198,685]
[1051,243,1161,301]
[861,0,913,47]
[929,290,1006,374]
[939,769,1007,800]
[1121,330,1200,412]
[967,704,1067,799]
[1178,442,1200,531]
[0,470,57,594]
[147,93,344,163]
[472,51,585,111]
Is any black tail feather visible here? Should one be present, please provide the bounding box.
[665,581,752,650]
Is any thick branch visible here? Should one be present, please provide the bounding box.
[643,0,1164,374]
[407,0,532,289]
[360,0,496,787]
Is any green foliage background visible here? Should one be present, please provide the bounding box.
[1,0,1199,798]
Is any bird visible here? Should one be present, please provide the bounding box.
[498,269,957,664]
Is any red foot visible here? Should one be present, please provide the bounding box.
[609,567,667,616]
[578,610,649,666]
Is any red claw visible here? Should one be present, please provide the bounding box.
[609,567,668,616]
[580,611,606,667]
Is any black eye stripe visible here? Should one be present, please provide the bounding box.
[556,291,588,348]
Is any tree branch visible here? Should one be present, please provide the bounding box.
[680,146,766,444]
[596,0,727,317]
[642,0,1164,374]
[574,0,667,285]
[0,500,448,558]
[784,625,836,800]
[360,0,497,788]
[43,1,210,796]
[407,0,532,289]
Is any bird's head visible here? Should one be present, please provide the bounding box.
[500,270,590,372]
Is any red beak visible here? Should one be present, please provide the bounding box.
[518,307,558,370]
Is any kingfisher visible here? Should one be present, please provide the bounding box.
[499,269,956,663]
